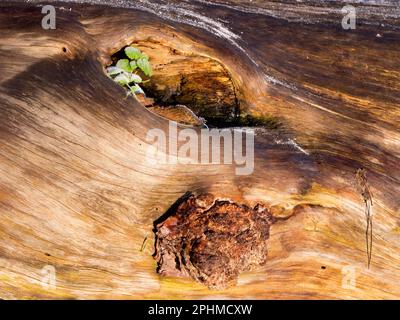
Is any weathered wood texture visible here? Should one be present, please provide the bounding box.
[0,0,399,299]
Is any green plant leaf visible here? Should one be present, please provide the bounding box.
[131,84,145,95]
[130,60,137,70]
[129,74,142,84]
[106,66,123,76]
[125,46,142,60]
[137,57,152,76]
[116,59,132,72]
[114,73,130,85]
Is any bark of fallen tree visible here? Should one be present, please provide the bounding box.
[0,0,399,299]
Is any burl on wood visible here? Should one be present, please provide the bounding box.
[0,1,400,299]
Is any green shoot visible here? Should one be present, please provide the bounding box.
[106,45,153,98]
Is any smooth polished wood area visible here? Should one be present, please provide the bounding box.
[0,1,399,299]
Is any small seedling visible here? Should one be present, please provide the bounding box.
[106,45,153,98]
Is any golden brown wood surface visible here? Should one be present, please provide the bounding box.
[0,1,399,299]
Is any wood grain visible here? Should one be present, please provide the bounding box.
[0,1,399,299]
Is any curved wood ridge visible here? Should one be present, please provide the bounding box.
[0,0,399,299]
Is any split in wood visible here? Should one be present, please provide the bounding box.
[355,168,373,269]
[110,42,280,129]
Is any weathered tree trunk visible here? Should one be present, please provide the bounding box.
[0,0,399,299]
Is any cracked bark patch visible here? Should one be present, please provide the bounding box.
[154,193,275,289]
